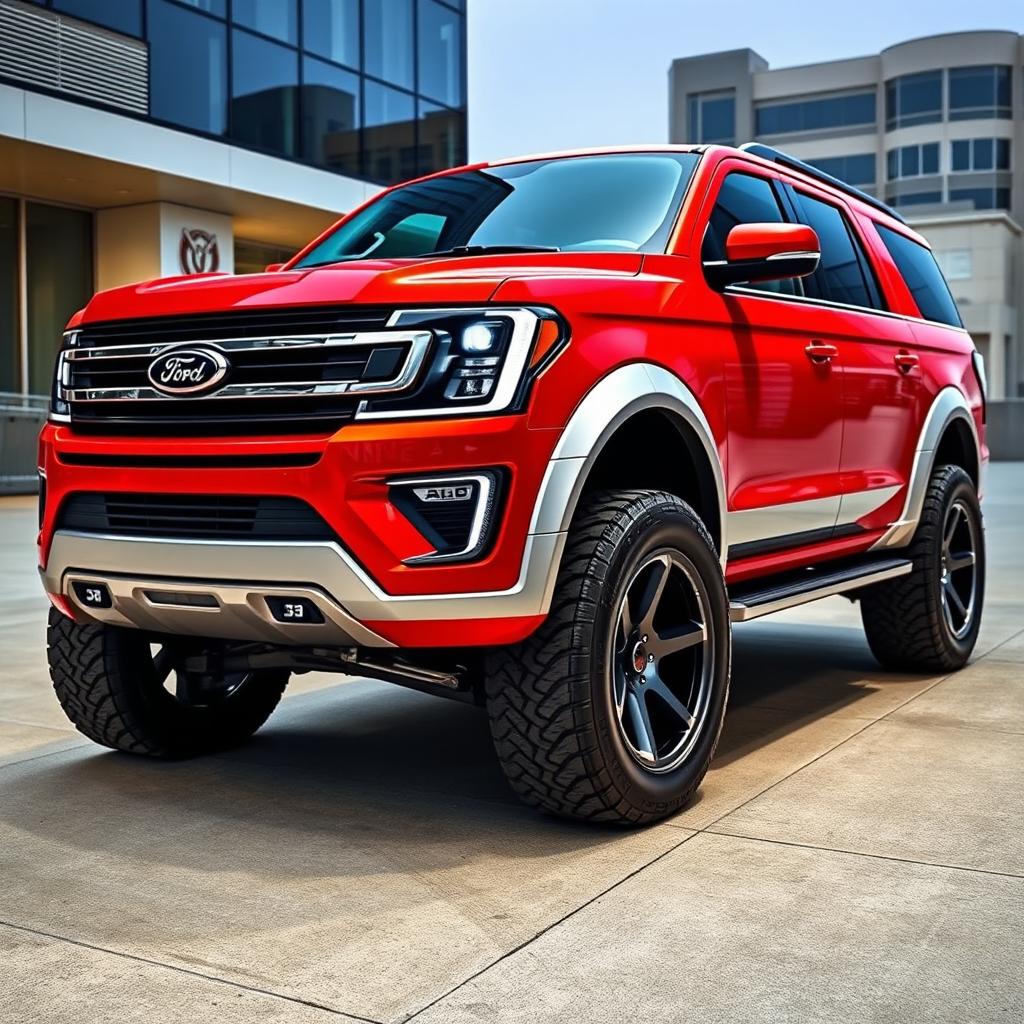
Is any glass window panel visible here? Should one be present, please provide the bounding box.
[951,140,970,172]
[418,0,462,107]
[700,95,735,144]
[886,71,942,128]
[0,199,18,393]
[297,153,699,267]
[973,138,994,171]
[886,149,898,181]
[148,0,227,134]
[949,65,1011,119]
[232,0,296,43]
[687,96,699,144]
[702,173,800,296]
[364,80,416,183]
[950,187,1010,211]
[876,224,961,327]
[997,139,1011,170]
[26,203,93,396]
[891,191,942,208]
[807,154,876,186]
[901,146,919,178]
[53,0,142,35]
[922,143,939,175]
[417,101,466,175]
[364,0,414,90]
[301,57,361,176]
[173,0,225,14]
[756,91,875,136]
[230,29,298,157]
[796,193,877,309]
[302,0,359,69]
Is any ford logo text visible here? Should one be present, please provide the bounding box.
[147,348,229,396]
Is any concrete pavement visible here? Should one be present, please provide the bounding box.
[1,468,1022,1023]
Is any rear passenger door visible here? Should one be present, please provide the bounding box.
[783,187,919,535]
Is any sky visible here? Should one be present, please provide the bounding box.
[467,0,1024,161]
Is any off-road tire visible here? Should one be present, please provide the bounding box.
[861,465,985,672]
[47,609,289,756]
[485,489,731,825]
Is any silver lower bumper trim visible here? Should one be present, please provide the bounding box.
[43,529,566,646]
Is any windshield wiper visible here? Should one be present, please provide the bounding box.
[418,244,561,258]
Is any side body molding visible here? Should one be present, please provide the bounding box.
[872,385,980,550]
[530,362,727,565]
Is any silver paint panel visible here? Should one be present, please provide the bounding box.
[871,387,979,550]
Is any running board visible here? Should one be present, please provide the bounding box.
[729,556,913,622]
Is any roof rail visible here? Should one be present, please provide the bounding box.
[738,143,907,225]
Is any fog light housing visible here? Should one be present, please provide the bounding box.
[389,469,504,564]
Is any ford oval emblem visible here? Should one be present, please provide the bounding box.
[147,348,228,396]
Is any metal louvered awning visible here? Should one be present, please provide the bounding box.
[0,0,147,115]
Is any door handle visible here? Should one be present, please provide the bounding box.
[894,351,919,374]
[805,341,838,363]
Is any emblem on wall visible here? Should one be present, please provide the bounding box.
[179,228,221,274]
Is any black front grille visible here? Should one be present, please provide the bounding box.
[57,493,336,542]
[66,307,404,436]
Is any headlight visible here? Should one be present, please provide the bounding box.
[354,307,565,420]
[49,331,76,422]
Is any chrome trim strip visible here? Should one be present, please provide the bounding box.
[871,386,979,550]
[390,472,496,565]
[355,308,541,420]
[727,496,840,549]
[729,560,913,622]
[60,331,432,403]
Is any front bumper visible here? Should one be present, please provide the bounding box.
[38,416,577,648]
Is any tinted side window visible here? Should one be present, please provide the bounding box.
[702,173,799,295]
[793,192,882,310]
[876,225,963,328]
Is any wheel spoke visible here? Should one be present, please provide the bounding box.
[151,646,176,686]
[944,579,967,620]
[631,556,670,631]
[625,690,656,763]
[647,672,696,729]
[943,505,962,551]
[947,550,975,573]
[651,619,705,658]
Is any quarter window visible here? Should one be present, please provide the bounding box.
[885,71,942,129]
[876,225,962,328]
[949,65,1012,120]
[793,193,882,310]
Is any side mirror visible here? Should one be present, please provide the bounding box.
[264,263,284,273]
[704,223,820,290]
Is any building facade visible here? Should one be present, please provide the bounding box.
[669,31,1024,399]
[0,0,467,406]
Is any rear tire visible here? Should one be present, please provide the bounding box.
[47,610,288,757]
[485,489,731,826]
[861,464,984,672]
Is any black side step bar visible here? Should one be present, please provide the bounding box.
[729,556,913,623]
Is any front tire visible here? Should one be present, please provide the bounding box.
[47,610,289,757]
[861,464,985,672]
[485,490,731,826]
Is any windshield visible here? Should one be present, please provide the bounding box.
[294,152,700,267]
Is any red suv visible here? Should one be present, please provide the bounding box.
[39,144,987,825]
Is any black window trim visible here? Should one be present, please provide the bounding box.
[785,184,887,313]
[700,165,898,320]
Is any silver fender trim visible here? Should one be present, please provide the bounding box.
[871,386,979,551]
[529,363,727,564]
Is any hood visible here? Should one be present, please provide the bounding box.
[77,252,644,325]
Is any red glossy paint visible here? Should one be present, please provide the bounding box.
[724,222,819,263]
[40,144,986,648]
